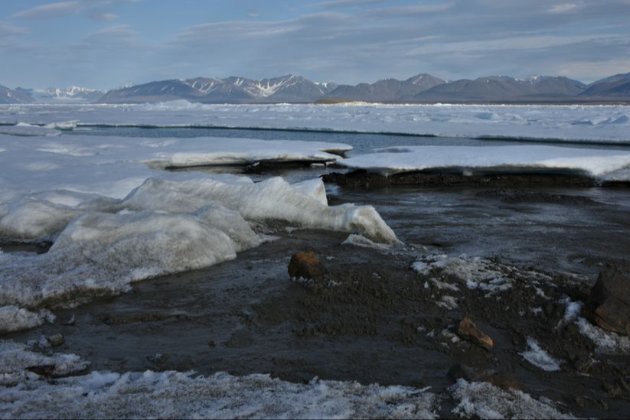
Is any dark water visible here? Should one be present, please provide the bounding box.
[70,125,630,155]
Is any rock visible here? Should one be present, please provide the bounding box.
[47,333,64,347]
[588,263,630,336]
[288,251,325,280]
[457,317,494,351]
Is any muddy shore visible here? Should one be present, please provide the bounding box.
[3,171,630,418]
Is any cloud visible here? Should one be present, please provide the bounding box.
[0,22,28,36]
[12,1,81,19]
[318,0,387,8]
[87,12,118,21]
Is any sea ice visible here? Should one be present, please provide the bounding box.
[0,130,397,334]
[341,145,630,179]
[2,103,629,144]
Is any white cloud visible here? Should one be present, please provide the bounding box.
[12,1,81,19]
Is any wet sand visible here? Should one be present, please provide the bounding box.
[4,177,630,418]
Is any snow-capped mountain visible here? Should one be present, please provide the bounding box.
[99,75,338,103]
[28,86,104,103]
[95,72,630,104]
[0,84,32,104]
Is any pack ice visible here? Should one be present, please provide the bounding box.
[0,134,396,333]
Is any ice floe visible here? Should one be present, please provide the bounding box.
[341,145,630,180]
[0,341,89,386]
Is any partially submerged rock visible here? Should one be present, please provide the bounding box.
[588,263,630,336]
[288,251,326,280]
[457,317,494,351]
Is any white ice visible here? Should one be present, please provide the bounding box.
[1,102,630,144]
[0,340,437,419]
[341,145,630,179]
[0,340,576,419]
[0,306,55,334]
[0,133,396,328]
[449,379,573,419]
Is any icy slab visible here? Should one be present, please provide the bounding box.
[450,379,573,419]
[0,175,396,317]
[341,145,630,179]
[122,177,398,244]
[520,337,562,372]
[0,122,61,137]
[0,134,350,200]
[0,340,89,386]
[0,306,55,334]
[0,365,437,418]
[2,103,630,143]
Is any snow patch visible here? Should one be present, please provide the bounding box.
[576,317,630,354]
[519,337,562,371]
[450,379,573,419]
[0,346,438,418]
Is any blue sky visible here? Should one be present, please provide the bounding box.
[1,0,629,89]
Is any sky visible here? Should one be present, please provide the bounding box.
[0,0,629,90]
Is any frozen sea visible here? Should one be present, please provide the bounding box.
[1,102,630,418]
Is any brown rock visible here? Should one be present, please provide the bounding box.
[288,251,325,280]
[588,263,630,336]
[457,317,494,351]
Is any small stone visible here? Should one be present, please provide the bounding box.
[288,251,325,280]
[457,317,494,351]
[47,333,64,347]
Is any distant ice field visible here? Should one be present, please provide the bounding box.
[1,102,630,145]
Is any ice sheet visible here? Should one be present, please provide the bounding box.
[1,102,629,143]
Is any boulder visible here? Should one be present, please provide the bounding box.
[457,317,494,351]
[588,263,630,336]
[288,251,325,280]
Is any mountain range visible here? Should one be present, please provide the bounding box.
[2,72,630,104]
